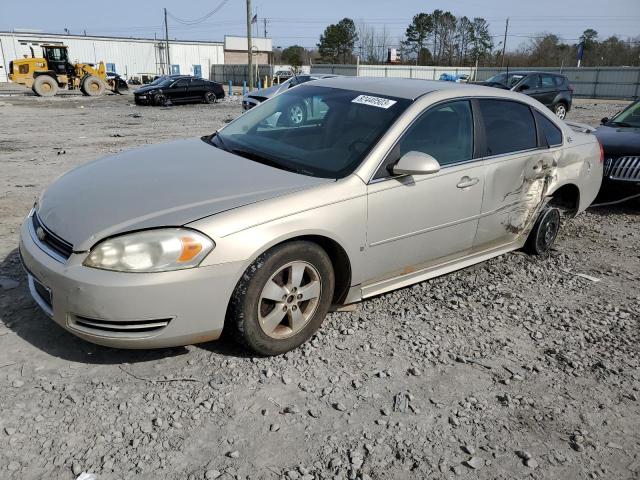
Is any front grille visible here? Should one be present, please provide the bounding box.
[32,213,73,260]
[69,315,172,337]
[604,156,640,181]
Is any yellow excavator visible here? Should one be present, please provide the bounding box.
[9,44,117,97]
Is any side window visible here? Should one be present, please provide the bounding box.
[534,110,563,146]
[520,74,540,90]
[374,100,474,179]
[173,79,188,88]
[541,75,556,88]
[191,79,205,88]
[478,99,538,156]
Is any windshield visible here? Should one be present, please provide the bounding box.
[609,101,640,128]
[486,73,526,88]
[212,85,411,179]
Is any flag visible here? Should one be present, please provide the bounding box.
[251,14,257,24]
[576,42,585,61]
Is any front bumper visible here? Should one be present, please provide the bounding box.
[134,95,153,105]
[19,215,244,349]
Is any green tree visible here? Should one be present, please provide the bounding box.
[401,13,433,65]
[317,18,358,64]
[282,45,306,70]
[469,17,493,63]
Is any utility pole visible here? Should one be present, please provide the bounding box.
[264,18,267,38]
[500,17,509,69]
[164,8,171,74]
[246,0,253,91]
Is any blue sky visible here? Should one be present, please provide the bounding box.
[1,0,639,50]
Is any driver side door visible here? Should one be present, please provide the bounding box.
[363,100,485,286]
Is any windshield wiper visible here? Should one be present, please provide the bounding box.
[230,148,308,175]
[610,121,634,127]
[207,131,230,151]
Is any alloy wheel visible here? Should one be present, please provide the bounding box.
[288,105,305,124]
[257,261,321,339]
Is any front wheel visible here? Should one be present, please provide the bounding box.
[154,93,168,106]
[553,103,567,119]
[81,76,105,96]
[525,207,561,255]
[227,241,334,356]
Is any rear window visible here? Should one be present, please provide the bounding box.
[478,99,537,156]
[554,76,567,88]
[535,110,563,146]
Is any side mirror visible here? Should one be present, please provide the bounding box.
[601,117,609,125]
[392,151,441,176]
[517,84,530,92]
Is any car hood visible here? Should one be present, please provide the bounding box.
[245,84,284,100]
[37,138,331,251]
[595,124,640,157]
[134,85,159,94]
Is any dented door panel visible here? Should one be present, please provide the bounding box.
[474,149,557,250]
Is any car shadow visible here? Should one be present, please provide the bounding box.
[0,247,191,364]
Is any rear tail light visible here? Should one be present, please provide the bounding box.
[568,84,574,92]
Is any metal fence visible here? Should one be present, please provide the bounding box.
[210,64,272,86]
[310,64,640,100]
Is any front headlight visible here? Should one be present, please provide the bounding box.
[83,228,214,273]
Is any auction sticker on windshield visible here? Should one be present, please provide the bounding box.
[352,95,397,109]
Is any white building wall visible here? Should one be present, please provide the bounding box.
[0,32,224,82]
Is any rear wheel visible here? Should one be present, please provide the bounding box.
[33,76,58,97]
[525,207,561,255]
[81,76,105,96]
[227,241,334,356]
[553,102,567,119]
[204,91,217,104]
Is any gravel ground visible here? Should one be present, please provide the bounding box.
[0,85,638,480]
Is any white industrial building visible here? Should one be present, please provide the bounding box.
[0,31,271,82]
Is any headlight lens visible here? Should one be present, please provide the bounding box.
[83,228,214,272]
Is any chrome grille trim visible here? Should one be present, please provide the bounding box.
[28,210,74,262]
[68,315,172,338]
[606,156,640,181]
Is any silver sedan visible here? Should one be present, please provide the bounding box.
[20,77,602,355]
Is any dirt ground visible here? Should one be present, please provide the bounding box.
[0,85,638,480]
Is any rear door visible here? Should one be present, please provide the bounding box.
[474,99,556,250]
[188,79,206,101]
[539,74,559,107]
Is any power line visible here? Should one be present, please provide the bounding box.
[167,0,232,26]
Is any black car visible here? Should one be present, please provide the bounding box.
[134,76,225,106]
[480,71,573,119]
[595,100,640,189]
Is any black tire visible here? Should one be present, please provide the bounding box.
[553,102,567,120]
[227,241,335,356]
[525,207,561,255]
[154,93,168,106]
[204,91,217,104]
[33,75,58,97]
[81,75,105,96]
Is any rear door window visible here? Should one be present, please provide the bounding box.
[541,75,556,89]
[478,99,538,156]
[534,110,563,146]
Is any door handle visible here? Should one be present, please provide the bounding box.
[457,176,479,189]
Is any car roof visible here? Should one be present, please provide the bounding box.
[496,70,565,77]
[308,76,477,100]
